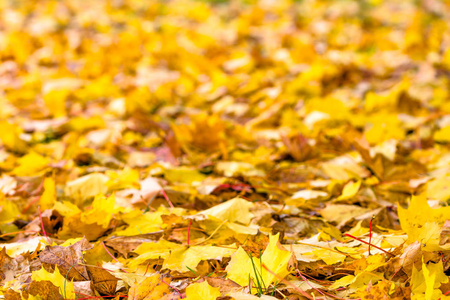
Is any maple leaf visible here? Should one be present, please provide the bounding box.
[12,152,50,177]
[64,173,109,204]
[128,273,171,300]
[411,259,450,300]
[0,121,27,154]
[130,239,235,273]
[39,177,56,210]
[0,193,20,225]
[199,197,254,224]
[86,265,119,296]
[31,265,75,299]
[227,233,292,288]
[398,194,450,249]
[185,281,221,300]
[39,237,92,281]
[162,245,235,273]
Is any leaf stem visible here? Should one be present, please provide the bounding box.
[161,279,184,299]
[297,269,346,300]
[37,206,50,244]
[344,233,394,257]
[101,241,128,273]
[260,264,313,300]
[161,188,174,208]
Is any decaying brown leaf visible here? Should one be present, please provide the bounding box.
[86,265,118,295]
[39,238,92,281]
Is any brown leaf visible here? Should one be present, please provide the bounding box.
[23,209,64,238]
[0,247,13,283]
[39,238,92,281]
[4,289,22,300]
[241,233,269,256]
[393,241,422,276]
[281,133,316,162]
[28,280,63,300]
[86,265,118,295]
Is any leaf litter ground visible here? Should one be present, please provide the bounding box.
[0,0,450,299]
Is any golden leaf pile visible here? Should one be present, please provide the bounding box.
[0,0,450,299]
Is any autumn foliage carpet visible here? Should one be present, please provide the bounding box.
[0,0,450,299]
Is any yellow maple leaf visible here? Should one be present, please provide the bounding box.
[12,152,50,177]
[427,174,450,202]
[0,236,45,257]
[64,173,109,204]
[106,167,140,191]
[311,248,346,265]
[55,194,120,240]
[130,239,185,269]
[31,265,75,299]
[53,201,81,217]
[336,180,361,201]
[304,97,350,120]
[227,233,292,288]
[398,194,450,248]
[0,121,27,153]
[416,222,443,251]
[411,259,449,300]
[0,193,20,225]
[130,237,235,272]
[186,281,221,300]
[81,194,116,228]
[42,78,82,118]
[40,177,56,210]
[162,245,235,273]
[114,209,169,236]
[363,113,405,145]
[164,167,206,184]
[199,197,254,225]
[329,275,355,290]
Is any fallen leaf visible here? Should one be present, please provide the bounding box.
[199,197,254,225]
[227,233,291,287]
[86,265,118,295]
[31,265,75,299]
[411,259,449,300]
[336,180,361,201]
[39,237,92,281]
[39,177,56,210]
[0,121,27,153]
[128,273,171,300]
[12,152,50,177]
[398,194,450,248]
[0,193,20,225]
[64,173,109,203]
[162,245,236,273]
[185,281,221,300]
